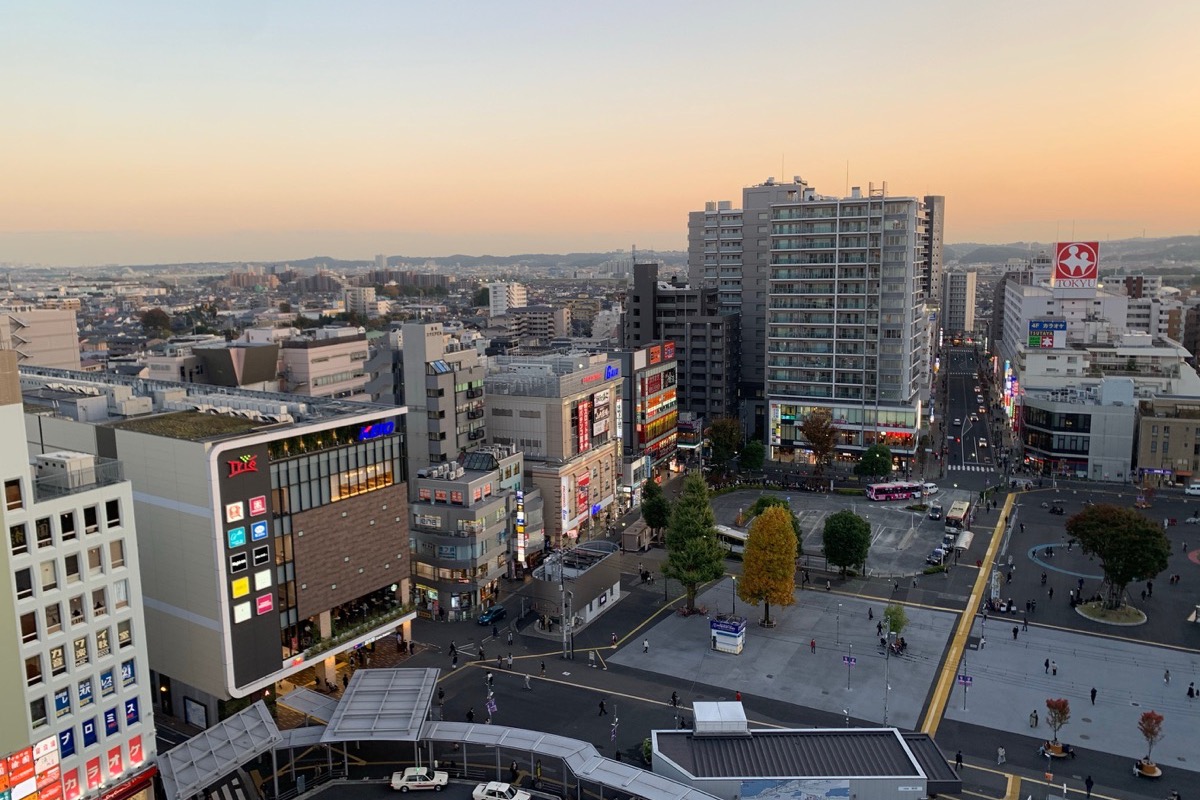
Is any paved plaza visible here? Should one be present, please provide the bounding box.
[609,581,957,730]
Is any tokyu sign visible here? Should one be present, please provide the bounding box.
[1053,242,1099,289]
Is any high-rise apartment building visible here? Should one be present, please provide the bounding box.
[942,270,978,334]
[764,184,939,470]
[921,195,946,304]
[0,352,155,800]
[343,286,378,318]
[488,283,528,318]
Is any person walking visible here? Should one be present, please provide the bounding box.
[467,707,475,723]
[611,632,618,647]
[1084,775,1093,798]
[735,690,742,702]
[671,691,679,708]
[1044,658,1050,674]
[996,746,1006,765]
[1029,710,1038,727]
[523,673,532,690]
[598,700,608,716]
[811,638,817,654]
[868,608,874,621]
[451,653,459,669]
[1051,660,1058,676]
[539,660,546,678]
[954,750,963,773]
[486,671,494,688]
[643,639,649,653]
[876,620,883,637]
[1090,687,1097,705]
[437,686,445,705]
[1164,669,1170,684]
[1022,614,1028,632]
[507,653,514,670]
[1012,626,1019,641]
[1188,682,1195,699]
[507,630,513,646]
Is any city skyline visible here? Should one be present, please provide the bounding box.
[3,1,1198,266]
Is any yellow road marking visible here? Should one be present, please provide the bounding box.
[1003,773,1019,800]
[922,492,1014,736]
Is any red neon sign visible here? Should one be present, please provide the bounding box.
[227,454,259,478]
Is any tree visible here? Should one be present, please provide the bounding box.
[1065,505,1170,608]
[855,444,893,480]
[747,496,803,543]
[639,478,671,543]
[1045,697,1071,743]
[882,604,908,638]
[662,473,727,611]
[739,440,765,473]
[798,410,838,476]
[738,506,797,626]
[139,308,171,338]
[278,301,292,313]
[708,417,743,471]
[472,286,490,307]
[822,510,871,576]
[1138,710,1164,762]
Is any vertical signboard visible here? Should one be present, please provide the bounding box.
[1052,242,1099,288]
[576,400,592,454]
[215,442,280,689]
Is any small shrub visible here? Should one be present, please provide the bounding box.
[834,488,866,496]
[923,565,948,575]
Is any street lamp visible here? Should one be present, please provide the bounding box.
[883,628,893,725]
[731,576,737,616]
[836,603,842,645]
[846,642,853,691]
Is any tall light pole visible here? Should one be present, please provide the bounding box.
[731,576,737,616]
[836,603,842,645]
[883,628,893,725]
[846,642,853,691]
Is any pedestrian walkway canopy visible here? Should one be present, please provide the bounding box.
[277,687,340,723]
[320,667,438,742]
[159,701,281,800]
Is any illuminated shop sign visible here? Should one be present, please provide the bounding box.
[648,345,662,365]
[358,420,396,441]
[663,341,675,359]
[605,364,620,380]
[227,454,258,478]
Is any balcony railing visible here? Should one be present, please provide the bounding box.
[302,601,416,659]
[34,458,125,502]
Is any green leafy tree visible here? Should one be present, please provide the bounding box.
[708,417,743,471]
[747,496,804,543]
[662,473,727,611]
[1045,697,1071,744]
[739,440,765,472]
[882,603,908,638]
[822,510,871,576]
[798,409,838,476]
[139,308,172,338]
[278,301,292,313]
[738,506,797,626]
[855,444,893,480]
[472,286,490,307]
[1065,505,1170,608]
[639,478,672,542]
[1138,710,1164,762]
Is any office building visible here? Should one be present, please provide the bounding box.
[485,354,622,545]
[622,263,738,422]
[278,327,370,400]
[766,185,937,469]
[942,270,978,334]
[20,366,412,725]
[0,307,82,370]
[488,283,528,318]
[0,352,155,800]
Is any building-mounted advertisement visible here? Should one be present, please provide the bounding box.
[575,399,592,454]
[1052,242,1099,289]
[592,389,611,438]
[1028,319,1066,349]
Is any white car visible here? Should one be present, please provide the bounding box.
[923,482,939,495]
[474,783,530,800]
[1185,516,1200,525]
[392,768,449,792]
[978,438,988,448]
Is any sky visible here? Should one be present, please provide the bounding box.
[2,1,1199,266]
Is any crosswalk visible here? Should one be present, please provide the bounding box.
[947,464,994,472]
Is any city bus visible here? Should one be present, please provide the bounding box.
[944,500,972,534]
[865,482,925,501]
[714,525,748,557]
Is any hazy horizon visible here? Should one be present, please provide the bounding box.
[3,1,1198,267]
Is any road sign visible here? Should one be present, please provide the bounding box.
[842,656,857,667]
[957,674,973,686]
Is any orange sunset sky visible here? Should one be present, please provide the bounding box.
[2,1,1198,265]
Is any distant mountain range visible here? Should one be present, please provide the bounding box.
[947,235,1200,267]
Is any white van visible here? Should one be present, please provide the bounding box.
[1186,483,1200,497]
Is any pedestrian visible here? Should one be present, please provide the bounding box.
[997,746,1006,765]
[598,700,607,716]
[868,608,874,620]
[523,672,532,690]
[437,686,445,704]
[539,661,546,678]
[811,638,817,654]
[954,750,963,772]
[496,654,503,670]
[826,580,831,591]
[452,653,458,669]
[486,671,494,688]
[507,630,513,646]
[1012,625,1019,640]
[611,632,618,647]
[589,649,597,668]
[1187,682,1195,699]
[671,691,679,708]
[492,623,499,638]
[1048,586,1054,600]
[1090,687,1097,705]
[1084,775,1093,798]
[479,646,486,662]
[1141,589,1147,601]
[342,673,349,689]
[1044,658,1050,674]
[877,621,883,636]
[912,576,918,588]
[1147,580,1153,598]
[467,707,475,723]
[1020,523,1025,533]
[1051,660,1058,676]
[449,640,457,656]
[735,690,742,702]
[535,761,542,786]
[643,639,649,653]
[1029,710,1038,727]
[510,760,519,783]
[1164,669,1170,685]
[1022,614,1028,632]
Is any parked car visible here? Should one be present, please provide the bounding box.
[473,783,531,800]
[1185,515,1199,524]
[477,606,508,625]
[926,547,947,565]
[391,768,449,792]
[1186,484,1200,497]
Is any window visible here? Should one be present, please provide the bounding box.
[69,595,85,625]
[39,560,58,592]
[87,546,103,577]
[25,654,43,686]
[109,540,125,568]
[92,588,107,617]
[105,499,121,528]
[83,505,99,534]
[36,518,53,548]
[117,619,133,649]
[20,611,37,643]
[60,512,76,542]
[29,697,47,729]
[65,554,81,584]
[73,636,89,668]
[16,568,33,600]
[49,645,66,676]
[112,578,129,609]
[45,603,62,634]
[96,627,111,659]
[5,479,23,510]
[10,523,28,555]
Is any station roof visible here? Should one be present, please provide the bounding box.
[276,687,340,723]
[320,667,438,742]
[158,701,281,800]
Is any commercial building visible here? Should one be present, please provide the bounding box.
[766,184,937,470]
[485,354,622,546]
[941,269,977,335]
[278,327,370,400]
[487,283,528,318]
[19,366,412,725]
[622,263,738,422]
[0,307,82,370]
[1020,379,1138,481]
[0,352,156,800]
[609,343,679,501]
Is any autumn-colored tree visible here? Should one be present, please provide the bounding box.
[798,410,838,476]
[1138,710,1164,762]
[662,473,727,611]
[1065,505,1170,608]
[738,506,798,626]
[639,478,672,543]
[822,510,871,576]
[708,417,743,471]
[1045,698,1071,743]
[747,495,804,543]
